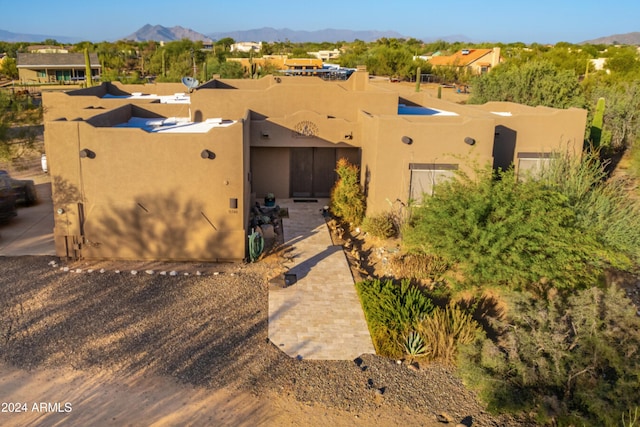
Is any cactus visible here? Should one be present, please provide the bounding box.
[590,97,605,147]
[437,85,442,99]
[248,229,264,262]
[415,67,421,92]
[161,49,166,77]
[202,61,207,82]
[84,48,93,87]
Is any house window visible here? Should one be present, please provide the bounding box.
[517,152,553,179]
[409,163,458,202]
[37,70,46,78]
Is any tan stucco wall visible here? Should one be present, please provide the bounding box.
[362,114,495,214]
[250,147,291,199]
[46,117,247,261]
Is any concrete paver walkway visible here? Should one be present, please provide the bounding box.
[268,198,375,360]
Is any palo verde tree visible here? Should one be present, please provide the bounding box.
[468,60,586,109]
[403,151,640,294]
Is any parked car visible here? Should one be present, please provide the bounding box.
[0,171,38,206]
[0,175,17,222]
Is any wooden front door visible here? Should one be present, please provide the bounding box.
[290,148,336,198]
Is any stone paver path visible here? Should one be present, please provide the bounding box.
[268,199,375,360]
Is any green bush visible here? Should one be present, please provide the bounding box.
[355,278,433,357]
[403,166,602,293]
[457,285,640,426]
[362,212,396,239]
[403,152,640,293]
[330,158,366,226]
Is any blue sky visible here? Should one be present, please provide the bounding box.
[2,0,638,44]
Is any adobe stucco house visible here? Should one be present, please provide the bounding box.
[42,70,586,262]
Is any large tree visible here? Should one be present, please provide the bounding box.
[468,60,586,109]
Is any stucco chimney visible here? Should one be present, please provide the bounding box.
[492,47,502,67]
[351,66,369,91]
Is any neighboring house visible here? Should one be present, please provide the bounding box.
[42,69,586,262]
[27,45,70,54]
[428,47,502,74]
[590,58,610,74]
[227,55,324,76]
[230,42,262,53]
[307,49,342,61]
[17,52,101,84]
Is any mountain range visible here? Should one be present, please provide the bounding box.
[0,28,79,43]
[124,24,213,42]
[582,32,640,45]
[1,25,639,45]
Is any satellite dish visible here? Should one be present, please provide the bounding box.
[181,76,199,93]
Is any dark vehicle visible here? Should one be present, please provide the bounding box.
[0,171,38,206]
[0,175,17,222]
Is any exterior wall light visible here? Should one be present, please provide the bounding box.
[464,137,476,146]
[201,149,216,159]
[344,132,353,140]
[261,131,270,138]
[401,136,413,145]
[79,148,96,159]
[56,208,65,214]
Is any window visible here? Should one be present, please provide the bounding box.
[409,163,458,203]
[517,152,553,179]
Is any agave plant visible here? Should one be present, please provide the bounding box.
[403,331,426,360]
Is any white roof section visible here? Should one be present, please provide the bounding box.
[114,117,235,133]
[103,92,190,104]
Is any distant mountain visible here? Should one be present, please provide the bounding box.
[207,27,406,43]
[582,32,640,45]
[123,24,212,42]
[0,29,79,43]
[421,34,475,43]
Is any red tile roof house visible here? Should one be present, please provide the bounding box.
[428,47,502,75]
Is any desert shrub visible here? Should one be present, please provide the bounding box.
[457,285,640,426]
[539,150,640,269]
[330,158,365,226]
[403,150,640,293]
[416,304,482,365]
[403,166,603,293]
[362,211,396,239]
[355,278,433,357]
[388,252,449,282]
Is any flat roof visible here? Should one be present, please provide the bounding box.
[103,92,190,104]
[114,117,235,133]
[398,104,458,116]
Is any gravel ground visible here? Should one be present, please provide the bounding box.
[0,256,529,426]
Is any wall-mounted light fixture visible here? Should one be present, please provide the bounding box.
[261,131,270,139]
[464,137,476,146]
[201,149,216,159]
[79,148,96,159]
[56,208,65,215]
[401,136,413,145]
[344,132,353,140]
